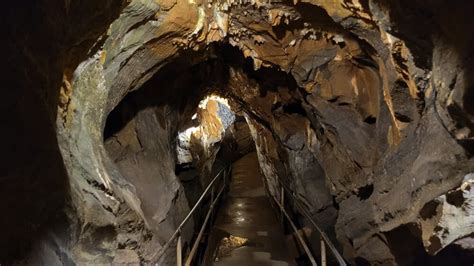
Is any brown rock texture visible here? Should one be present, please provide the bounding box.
[2,0,474,265]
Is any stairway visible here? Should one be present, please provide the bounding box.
[206,152,297,266]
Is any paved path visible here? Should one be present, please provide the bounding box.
[208,152,296,266]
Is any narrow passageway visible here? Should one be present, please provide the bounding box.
[206,152,297,265]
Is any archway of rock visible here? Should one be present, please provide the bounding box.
[99,43,342,265]
[3,0,474,265]
[55,0,474,263]
[93,38,471,265]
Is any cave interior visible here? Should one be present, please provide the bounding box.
[2,0,474,265]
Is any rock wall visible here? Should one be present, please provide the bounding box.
[1,0,127,263]
[2,0,474,264]
[215,1,474,263]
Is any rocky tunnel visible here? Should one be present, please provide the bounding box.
[2,0,474,265]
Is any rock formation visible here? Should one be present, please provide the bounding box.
[2,0,473,265]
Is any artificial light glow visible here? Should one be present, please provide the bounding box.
[198,94,231,109]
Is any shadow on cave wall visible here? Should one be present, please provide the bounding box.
[1,0,125,262]
[384,224,474,266]
[103,52,215,141]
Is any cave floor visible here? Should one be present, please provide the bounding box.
[208,152,297,266]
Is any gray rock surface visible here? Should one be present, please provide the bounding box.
[2,0,474,265]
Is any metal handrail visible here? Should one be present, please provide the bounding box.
[147,164,344,265]
[272,178,347,266]
[185,172,227,266]
[273,191,318,265]
[150,166,230,265]
[290,192,346,265]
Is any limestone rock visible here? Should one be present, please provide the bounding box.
[3,0,474,265]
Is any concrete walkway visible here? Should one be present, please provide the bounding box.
[207,152,297,266]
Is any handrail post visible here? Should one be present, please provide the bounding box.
[275,193,317,266]
[184,170,228,266]
[278,181,347,266]
[176,229,182,266]
[320,235,326,266]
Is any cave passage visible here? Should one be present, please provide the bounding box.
[6,1,470,265]
[99,43,345,265]
[206,152,298,265]
[93,33,474,265]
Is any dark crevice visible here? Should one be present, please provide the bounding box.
[356,184,373,200]
[464,86,474,115]
[446,190,465,207]
[332,196,340,210]
[282,101,307,116]
[363,115,377,124]
[271,102,282,111]
[175,163,194,175]
[328,97,339,103]
[355,257,371,266]
[394,112,413,123]
[352,56,379,69]
[419,200,439,220]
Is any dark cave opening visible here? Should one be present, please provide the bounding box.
[355,257,371,266]
[175,162,194,176]
[102,54,213,142]
[384,223,474,266]
[356,184,374,200]
[394,112,413,123]
[283,101,307,116]
[102,43,304,188]
[102,42,306,153]
[363,115,377,125]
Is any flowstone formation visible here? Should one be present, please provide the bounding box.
[3,0,473,265]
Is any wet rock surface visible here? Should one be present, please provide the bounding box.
[2,0,474,265]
